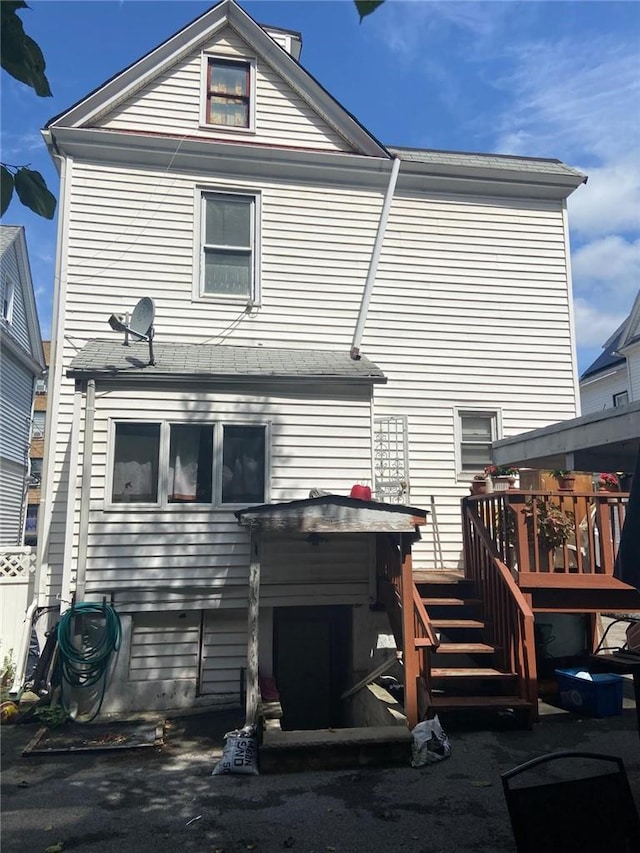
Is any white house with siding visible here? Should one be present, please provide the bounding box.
[0,226,44,545]
[580,288,640,414]
[35,0,585,717]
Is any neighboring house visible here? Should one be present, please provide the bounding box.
[0,226,45,545]
[580,288,640,413]
[25,341,50,546]
[36,0,585,717]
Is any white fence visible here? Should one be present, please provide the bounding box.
[0,546,35,665]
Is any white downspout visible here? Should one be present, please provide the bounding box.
[59,387,83,610]
[75,379,96,601]
[350,156,401,360]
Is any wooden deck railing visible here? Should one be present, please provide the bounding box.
[462,501,537,709]
[376,533,439,727]
[465,490,628,578]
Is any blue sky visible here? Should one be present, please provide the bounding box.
[2,0,638,373]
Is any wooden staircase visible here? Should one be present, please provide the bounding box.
[416,572,535,725]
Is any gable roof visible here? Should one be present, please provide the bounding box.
[617,288,640,350]
[0,225,45,372]
[67,340,386,384]
[581,288,640,380]
[45,0,389,159]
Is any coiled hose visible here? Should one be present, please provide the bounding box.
[57,601,122,722]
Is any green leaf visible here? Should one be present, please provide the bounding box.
[0,166,15,216]
[14,167,56,219]
[0,3,52,96]
[355,0,385,21]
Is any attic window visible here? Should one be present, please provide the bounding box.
[206,57,251,128]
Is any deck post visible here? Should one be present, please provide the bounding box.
[245,527,261,726]
[399,534,419,729]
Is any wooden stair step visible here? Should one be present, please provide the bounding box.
[429,695,532,709]
[431,667,514,679]
[436,643,495,654]
[421,598,482,607]
[431,619,485,629]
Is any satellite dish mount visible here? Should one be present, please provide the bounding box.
[108,297,156,366]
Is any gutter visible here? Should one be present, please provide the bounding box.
[351,156,401,360]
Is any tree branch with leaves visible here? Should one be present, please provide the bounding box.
[1,1,56,219]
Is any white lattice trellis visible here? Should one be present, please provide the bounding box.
[374,416,410,504]
[0,547,36,580]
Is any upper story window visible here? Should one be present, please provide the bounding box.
[2,276,15,323]
[35,374,48,395]
[613,390,629,407]
[204,57,253,129]
[195,190,260,303]
[32,411,46,438]
[29,458,43,487]
[110,420,268,508]
[455,409,501,477]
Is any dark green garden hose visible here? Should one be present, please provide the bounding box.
[57,601,122,722]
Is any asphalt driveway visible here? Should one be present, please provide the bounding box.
[2,699,640,853]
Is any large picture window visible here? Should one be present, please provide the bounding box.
[110,421,267,507]
[199,192,257,300]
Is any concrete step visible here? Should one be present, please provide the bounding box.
[259,726,412,774]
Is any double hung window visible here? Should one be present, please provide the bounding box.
[110,421,267,507]
[456,409,500,476]
[199,192,256,299]
[205,57,251,128]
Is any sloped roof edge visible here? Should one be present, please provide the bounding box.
[45,0,389,159]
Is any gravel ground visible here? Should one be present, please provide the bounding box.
[3,696,640,853]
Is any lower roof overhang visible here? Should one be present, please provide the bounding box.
[492,401,640,472]
[236,495,427,535]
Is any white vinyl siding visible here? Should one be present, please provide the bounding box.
[60,383,373,606]
[0,459,25,545]
[129,610,200,681]
[200,609,247,697]
[95,28,353,152]
[580,364,628,414]
[44,163,579,593]
[625,343,640,402]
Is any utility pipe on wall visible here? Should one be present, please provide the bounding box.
[350,156,401,360]
[75,379,96,601]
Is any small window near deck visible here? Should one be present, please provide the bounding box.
[112,422,160,503]
[206,58,250,128]
[458,411,497,473]
[613,391,629,407]
[169,424,214,503]
[221,425,265,504]
[202,193,254,298]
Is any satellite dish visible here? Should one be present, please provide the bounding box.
[130,297,155,340]
[107,296,156,366]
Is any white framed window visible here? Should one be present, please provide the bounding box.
[108,420,268,508]
[2,276,15,323]
[200,54,256,132]
[454,408,501,478]
[613,390,629,407]
[32,411,46,438]
[194,189,260,304]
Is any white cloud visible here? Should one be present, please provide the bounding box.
[568,158,640,239]
[572,235,640,290]
[572,296,627,348]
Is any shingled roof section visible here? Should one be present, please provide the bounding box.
[387,146,586,180]
[580,326,626,380]
[67,340,387,384]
